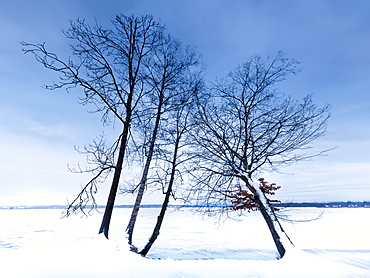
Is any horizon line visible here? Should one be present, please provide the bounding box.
[1,201,370,209]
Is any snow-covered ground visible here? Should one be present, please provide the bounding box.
[0,207,369,277]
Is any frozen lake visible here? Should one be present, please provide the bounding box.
[1,207,370,277]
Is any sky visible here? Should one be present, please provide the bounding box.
[1,0,370,205]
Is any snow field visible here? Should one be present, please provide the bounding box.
[0,207,369,277]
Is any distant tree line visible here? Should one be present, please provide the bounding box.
[3,202,369,210]
[22,14,330,259]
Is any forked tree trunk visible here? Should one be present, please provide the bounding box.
[139,134,180,256]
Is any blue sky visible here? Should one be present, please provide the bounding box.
[1,0,369,205]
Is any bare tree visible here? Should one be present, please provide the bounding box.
[188,52,330,259]
[138,78,202,256]
[125,35,202,246]
[22,15,164,238]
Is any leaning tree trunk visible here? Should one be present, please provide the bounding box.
[98,122,130,238]
[126,93,164,245]
[139,177,173,257]
[139,134,180,256]
[99,87,134,239]
[242,178,286,259]
[126,156,152,245]
[254,195,286,259]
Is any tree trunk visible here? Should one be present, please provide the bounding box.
[254,194,286,259]
[98,123,130,238]
[126,94,164,245]
[241,177,286,259]
[139,134,180,256]
[139,182,172,256]
[126,161,151,245]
